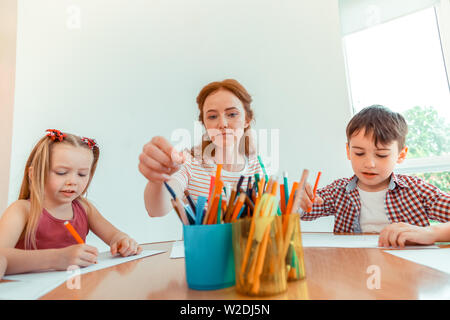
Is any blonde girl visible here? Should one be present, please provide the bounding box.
[0,130,142,275]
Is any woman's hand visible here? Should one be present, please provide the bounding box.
[138,136,185,183]
[110,233,142,257]
[378,222,438,248]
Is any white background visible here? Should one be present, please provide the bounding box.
[7,0,353,248]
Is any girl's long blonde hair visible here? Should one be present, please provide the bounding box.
[18,132,100,249]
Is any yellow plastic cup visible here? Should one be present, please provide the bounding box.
[284,214,306,281]
[231,215,287,296]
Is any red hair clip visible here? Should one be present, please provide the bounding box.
[46,129,66,142]
[81,137,98,150]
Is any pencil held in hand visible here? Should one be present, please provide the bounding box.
[64,221,84,244]
[307,171,322,213]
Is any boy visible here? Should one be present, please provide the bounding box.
[299,105,450,246]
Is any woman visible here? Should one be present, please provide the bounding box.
[139,79,263,217]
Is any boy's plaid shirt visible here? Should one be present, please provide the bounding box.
[301,174,450,233]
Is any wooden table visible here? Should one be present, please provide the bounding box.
[38,235,450,300]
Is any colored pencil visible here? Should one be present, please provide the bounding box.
[230,193,246,222]
[184,190,197,215]
[307,171,322,213]
[257,155,268,182]
[64,221,84,244]
[173,198,189,225]
[283,171,289,206]
[280,184,286,214]
[207,176,215,205]
[291,169,310,215]
[164,182,176,200]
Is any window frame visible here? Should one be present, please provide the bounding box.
[342,0,450,177]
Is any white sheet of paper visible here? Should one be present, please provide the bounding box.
[384,248,450,275]
[301,233,439,249]
[170,241,184,259]
[0,278,66,300]
[0,249,165,300]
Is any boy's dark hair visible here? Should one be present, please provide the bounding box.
[346,105,408,150]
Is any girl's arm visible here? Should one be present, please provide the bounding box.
[0,201,97,275]
[82,199,142,256]
[144,179,183,217]
[0,201,55,274]
[0,255,6,278]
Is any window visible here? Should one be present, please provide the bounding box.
[342,3,450,192]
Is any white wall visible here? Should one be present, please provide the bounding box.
[0,0,16,214]
[8,0,353,248]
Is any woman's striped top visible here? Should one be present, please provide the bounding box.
[171,154,263,203]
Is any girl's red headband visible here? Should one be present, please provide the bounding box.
[46,129,98,150]
[46,129,66,142]
[81,137,98,150]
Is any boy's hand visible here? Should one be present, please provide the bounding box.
[110,233,142,257]
[57,244,98,270]
[378,222,437,248]
[300,183,324,212]
[138,136,186,183]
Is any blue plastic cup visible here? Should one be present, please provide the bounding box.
[183,223,235,290]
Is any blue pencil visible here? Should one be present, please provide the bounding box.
[164,182,177,200]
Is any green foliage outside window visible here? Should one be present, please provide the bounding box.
[402,106,450,193]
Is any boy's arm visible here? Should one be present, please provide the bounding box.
[300,183,337,220]
[418,180,450,223]
[430,222,450,242]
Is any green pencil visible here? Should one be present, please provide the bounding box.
[257,155,269,184]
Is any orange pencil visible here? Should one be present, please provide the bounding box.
[251,225,271,294]
[280,184,286,214]
[282,182,298,234]
[271,181,278,196]
[266,178,273,195]
[230,193,246,222]
[285,182,299,215]
[224,188,237,222]
[207,176,215,205]
[206,194,220,225]
[204,180,223,224]
[215,164,223,182]
[64,221,84,244]
[307,171,322,213]
[239,195,261,284]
